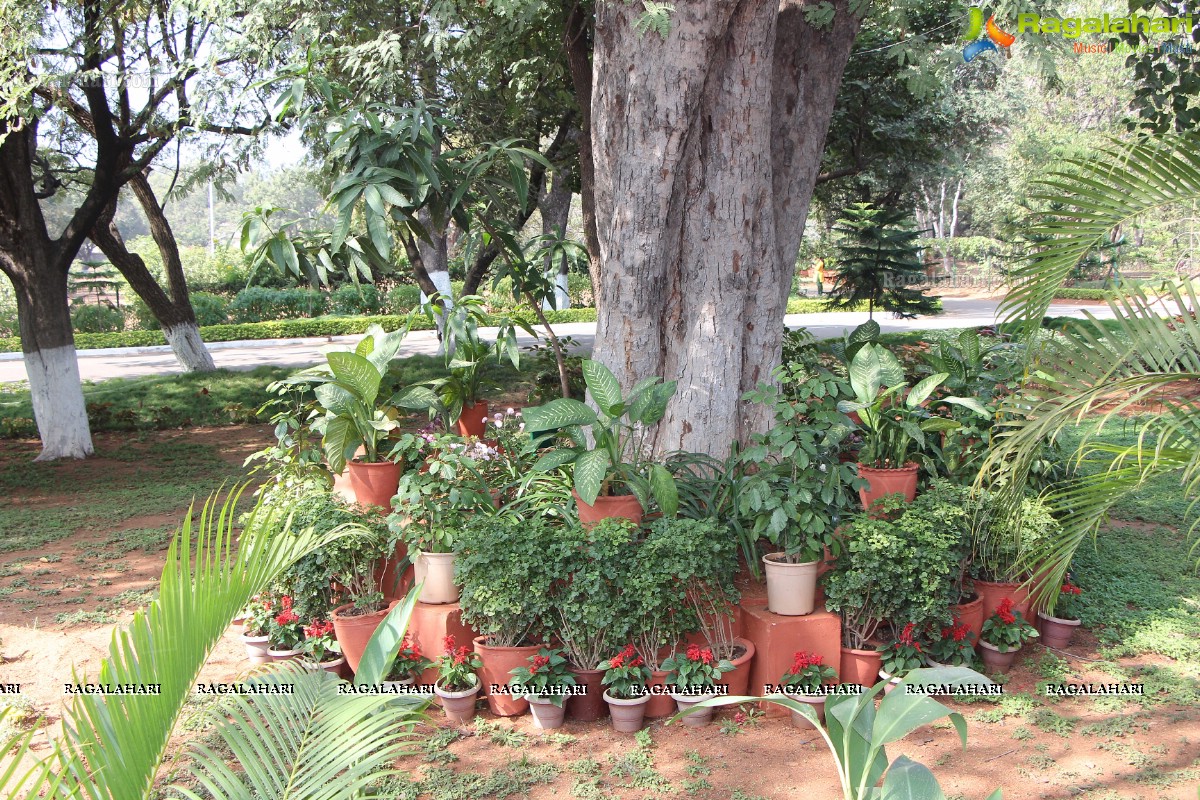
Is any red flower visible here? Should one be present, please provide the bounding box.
[700,648,715,666]
[809,653,823,666]
[443,635,457,655]
[996,598,1017,625]
[275,610,298,626]
[951,623,969,642]
[630,656,644,668]
[1062,583,1082,596]
[453,646,471,665]
[686,644,702,662]
[609,653,625,669]
[899,622,918,645]
[532,655,550,670]
[280,596,293,611]
[734,711,747,725]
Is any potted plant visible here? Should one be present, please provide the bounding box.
[300,618,344,674]
[970,493,1061,622]
[925,618,976,668]
[267,595,305,662]
[523,359,679,525]
[509,647,578,730]
[384,635,432,690]
[660,643,734,727]
[779,650,837,729]
[601,644,652,733]
[281,325,413,509]
[878,622,924,694]
[240,595,273,664]
[978,598,1039,673]
[686,552,754,696]
[736,365,860,615]
[837,344,986,512]
[1037,580,1083,649]
[434,635,483,725]
[331,551,399,673]
[456,515,556,716]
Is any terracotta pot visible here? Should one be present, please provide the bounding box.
[840,645,883,687]
[332,600,399,673]
[671,692,717,727]
[762,554,820,616]
[978,640,1020,674]
[1037,611,1081,649]
[474,636,541,716]
[413,551,459,604]
[566,667,608,721]
[951,594,985,646]
[878,668,903,695]
[856,463,919,512]
[240,633,270,664]
[789,695,826,730]
[716,638,756,697]
[973,578,1034,624]
[604,691,651,733]
[267,646,302,663]
[456,400,490,438]
[644,670,678,718]
[436,681,481,725]
[527,696,568,730]
[573,490,644,528]
[347,460,402,509]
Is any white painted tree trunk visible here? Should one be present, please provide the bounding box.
[27,344,93,460]
[163,322,217,372]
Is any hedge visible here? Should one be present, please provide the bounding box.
[0,308,601,354]
[1052,288,1120,301]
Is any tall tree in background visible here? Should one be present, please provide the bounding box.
[828,204,937,320]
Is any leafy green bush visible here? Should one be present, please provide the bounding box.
[228,286,329,323]
[1053,288,1126,300]
[329,284,384,316]
[133,292,229,330]
[0,301,17,338]
[71,304,125,333]
[387,285,422,314]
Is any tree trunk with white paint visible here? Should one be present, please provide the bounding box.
[590,0,861,458]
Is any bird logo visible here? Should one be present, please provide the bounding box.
[962,7,1016,62]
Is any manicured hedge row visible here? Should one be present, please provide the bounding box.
[0,308,601,354]
[1053,288,1116,300]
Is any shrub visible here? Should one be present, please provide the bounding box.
[133,292,228,330]
[329,283,384,316]
[387,284,422,314]
[71,304,125,333]
[228,286,328,323]
[0,302,19,338]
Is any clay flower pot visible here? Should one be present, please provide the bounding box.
[789,695,826,730]
[474,636,542,716]
[856,463,919,512]
[951,594,985,646]
[436,680,481,725]
[644,669,678,718]
[413,551,458,604]
[456,400,490,438]
[566,667,608,722]
[670,691,717,727]
[346,460,402,510]
[604,690,651,733]
[573,490,644,529]
[716,638,756,697]
[527,696,568,730]
[1037,611,1081,649]
[762,554,820,616]
[241,633,270,664]
[840,645,883,687]
[978,640,1020,674]
[267,646,302,663]
[332,600,399,673]
[974,579,1034,623]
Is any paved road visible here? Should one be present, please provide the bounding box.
[0,297,1117,384]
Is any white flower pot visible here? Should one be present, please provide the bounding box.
[414,551,459,604]
[762,553,820,616]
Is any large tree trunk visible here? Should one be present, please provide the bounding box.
[590,0,861,459]
[562,0,603,307]
[541,166,573,311]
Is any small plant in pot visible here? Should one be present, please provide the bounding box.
[735,364,860,613]
[267,595,305,662]
[300,618,343,673]
[509,647,578,730]
[925,618,976,668]
[779,651,838,729]
[837,343,986,512]
[331,550,398,673]
[1038,580,1083,649]
[978,598,1038,674]
[435,635,483,725]
[968,491,1061,622]
[601,644,652,733]
[523,359,680,526]
[240,594,273,664]
[660,644,734,727]
[384,635,432,689]
[878,623,924,694]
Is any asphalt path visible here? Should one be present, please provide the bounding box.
[0,297,1119,384]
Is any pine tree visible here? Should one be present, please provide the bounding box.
[828,203,939,320]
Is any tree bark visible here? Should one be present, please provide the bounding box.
[562,0,603,307]
[590,0,861,459]
[541,166,573,310]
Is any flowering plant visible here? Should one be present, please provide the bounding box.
[508,647,577,707]
[926,619,974,666]
[780,650,837,693]
[267,595,305,651]
[660,644,735,692]
[391,433,495,554]
[386,635,432,681]
[242,594,273,637]
[1052,582,1083,621]
[436,635,482,692]
[880,622,925,678]
[980,598,1038,653]
[300,619,341,664]
[601,644,651,700]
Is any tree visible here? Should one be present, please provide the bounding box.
[827,204,938,320]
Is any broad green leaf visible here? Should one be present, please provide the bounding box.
[532,448,580,473]
[327,352,383,407]
[354,585,421,685]
[582,360,623,415]
[573,448,611,505]
[322,415,358,474]
[648,463,679,517]
[522,398,597,433]
[393,386,438,410]
[906,373,948,409]
[942,396,990,417]
[880,756,947,800]
[874,668,990,747]
[314,383,359,418]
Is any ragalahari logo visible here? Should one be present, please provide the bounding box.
[962,7,1016,62]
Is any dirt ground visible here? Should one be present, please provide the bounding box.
[1,425,1198,800]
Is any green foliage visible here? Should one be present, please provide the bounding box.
[387,284,423,314]
[979,602,1039,653]
[968,492,1060,584]
[508,647,577,707]
[329,283,384,316]
[390,434,495,553]
[133,292,229,330]
[228,286,330,323]
[660,646,734,691]
[827,203,939,320]
[71,304,125,333]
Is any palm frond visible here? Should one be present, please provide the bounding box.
[1000,133,1200,336]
